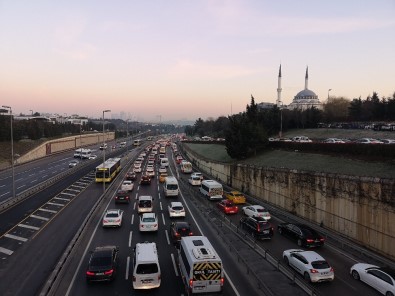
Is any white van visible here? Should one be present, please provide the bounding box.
[199,180,223,200]
[180,161,192,173]
[132,242,161,289]
[178,236,224,294]
[160,158,169,167]
[164,176,179,197]
[137,195,153,213]
[74,148,92,159]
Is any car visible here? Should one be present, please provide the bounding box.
[242,205,271,220]
[323,138,345,144]
[147,164,154,170]
[140,174,151,185]
[88,154,98,160]
[121,180,134,192]
[350,263,395,296]
[292,136,312,143]
[283,249,334,283]
[278,223,325,247]
[169,221,193,245]
[380,139,395,144]
[102,209,124,227]
[146,167,155,178]
[86,245,119,282]
[126,171,137,181]
[114,190,130,204]
[159,172,168,183]
[225,191,246,204]
[191,172,203,180]
[176,155,183,164]
[168,201,186,218]
[99,144,107,150]
[239,216,274,240]
[188,175,202,186]
[217,200,238,214]
[147,160,154,166]
[139,213,158,232]
[158,166,167,174]
[133,163,142,173]
[355,138,384,144]
[68,160,79,168]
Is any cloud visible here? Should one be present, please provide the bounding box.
[168,59,258,80]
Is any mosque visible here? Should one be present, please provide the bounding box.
[276,65,323,110]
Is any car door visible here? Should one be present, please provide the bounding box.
[365,270,392,294]
[289,253,303,273]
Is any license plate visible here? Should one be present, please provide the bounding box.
[263,230,269,234]
[96,272,104,275]
[142,279,152,283]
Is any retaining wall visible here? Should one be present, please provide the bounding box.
[181,143,395,260]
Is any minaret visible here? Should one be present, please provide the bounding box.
[276,64,282,107]
[305,66,309,90]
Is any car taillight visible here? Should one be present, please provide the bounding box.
[330,267,334,272]
[189,232,193,236]
[310,269,319,273]
[132,276,136,282]
[189,279,194,288]
[158,274,161,280]
[306,239,314,243]
[115,197,118,200]
[220,278,224,286]
[86,271,95,276]
[104,269,114,275]
[320,237,325,242]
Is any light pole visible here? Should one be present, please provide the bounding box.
[328,89,332,100]
[2,105,15,199]
[102,109,111,193]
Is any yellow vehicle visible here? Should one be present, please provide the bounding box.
[159,172,168,183]
[225,191,246,204]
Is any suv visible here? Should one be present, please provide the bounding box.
[239,216,274,240]
[115,190,130,204]
[86,245,119,282]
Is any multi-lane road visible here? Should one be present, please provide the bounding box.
[0,139,390,296]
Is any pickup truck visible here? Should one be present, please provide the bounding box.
[224,191,246,204]
[121,180,134,192]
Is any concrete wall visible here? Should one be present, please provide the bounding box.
[16,132,115,164]
[181,143,395,260]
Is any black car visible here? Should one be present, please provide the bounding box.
[140,174,151,185]
[169,221,193,245]
[277,222,325,247]
[115,190,129,204]
[126,171,136,181]
[86,245,119,282]
[239,217,274,240]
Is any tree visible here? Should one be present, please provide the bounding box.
[323,97,350,122]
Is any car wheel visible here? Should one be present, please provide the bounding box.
[297,239,303,247]
[351,270,360,280]
[304,272,311,282]
[284,256,289,265]
[386,292,394,296]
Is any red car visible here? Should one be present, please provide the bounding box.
[217,200,239,214]
[140,174,151,185]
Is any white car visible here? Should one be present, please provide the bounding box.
[158,166,167,174]
[146,167,155,178]
[146,164,154,170]
[139,213,158,232]
[283,249,334,283]
[191,172,203,180]
[350,263,395,296]
[102,209,124,227]
[355,138,384,144]
[133,163,142,173]
[188,175,202,186]
[68,160,79,168]
[88,154,98,160]
[242,205,271,220]
[168,202,186,218]
[121,180,134,191]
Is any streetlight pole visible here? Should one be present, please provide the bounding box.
[2,105,15,199]
[102,109,111,193]
[328,89,332,100]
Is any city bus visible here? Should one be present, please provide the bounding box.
[95,157,121,183]
[134,139,142,146]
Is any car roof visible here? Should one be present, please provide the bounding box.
[173,221,190,228]
[106,209,120,214]
[93,245,117,255]
[142,213,156,218]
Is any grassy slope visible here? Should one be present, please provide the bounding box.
[185,129,395,179]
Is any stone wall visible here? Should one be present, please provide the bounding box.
[16,132,115,164]
[181,143,395,260]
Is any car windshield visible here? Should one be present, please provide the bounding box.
[235,193,243,197]
[106,213,119,218]
[136,263,158,274]
[167,184,178,190]
[311,260,330,269]
[139,200,151,207]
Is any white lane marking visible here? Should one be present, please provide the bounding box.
[135,193,138,199]
[30,214,50,221]
[53,197,71,201]
[38,208,57,213]
[128,231,133,248]
[131,214,135,225]
[160,202,163,211]
[31,179,38,183]
[18,223,40,230]
[161,213,166,226]
[17,185,26,189]
[28,174,35,177]
[158,192,161,200]
[125,256,130,280]
[0,185,4,188]
[4,233,29,242]
[0,246,14,255]
[165,230,170,245]
[42,175,48,178]
[171,253,179,277]
[0,191,10,197]
[133,202,136,210]
[47,202,64,207]
[16,178,23,182]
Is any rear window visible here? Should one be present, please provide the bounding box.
[142,217,156,222]
[172,206,183,211]
[90,256,111,267]
[167,184,178,190]
[139,200,152,208]
[256,208,266,213]
[106,213,119,218]
[136,263,158,274]
[177,227,191,236]
[311,260,330,269]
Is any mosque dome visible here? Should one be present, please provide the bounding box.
[294,89,318,100]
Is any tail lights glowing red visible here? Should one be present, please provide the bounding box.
[104,269,114,275]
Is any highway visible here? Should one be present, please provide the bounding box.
[0,138,390,296]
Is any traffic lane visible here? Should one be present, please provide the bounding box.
[209,203,379,296]
[70,173,186,295]
[0,181,103,296]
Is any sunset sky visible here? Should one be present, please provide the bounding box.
[1,0,394,122]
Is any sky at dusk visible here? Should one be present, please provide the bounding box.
[1,0,394,122]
